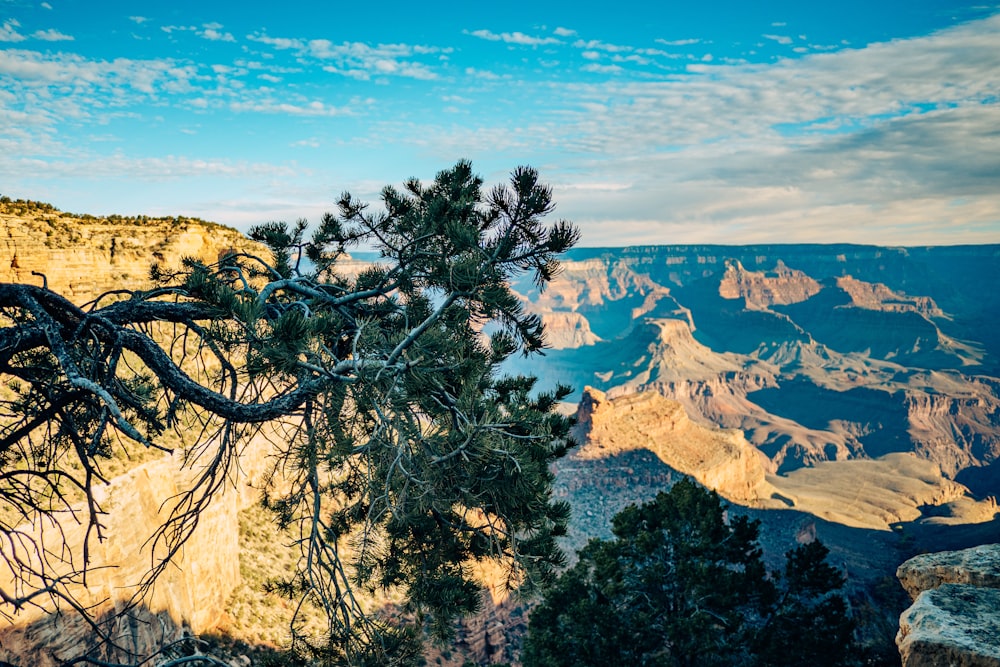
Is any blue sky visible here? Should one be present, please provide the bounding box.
[2,0,998,246]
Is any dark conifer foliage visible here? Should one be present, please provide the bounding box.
[523,478,860,667]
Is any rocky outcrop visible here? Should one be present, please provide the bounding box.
[0,201,274,663]
[905,386,1000,479]
[539,311,601,349]
[896,544,1000,667]
[0,427,281,665]
[1,203,261,302]
[897,544,1000,600]
[718,259,821,308]
[573,386,775,504]
[836,275,945,318]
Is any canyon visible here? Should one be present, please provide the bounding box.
[1,200,998,665]
[506,244,1000,664]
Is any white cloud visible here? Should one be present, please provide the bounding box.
[370,13,1000,245]
[247,33,304,50]
[229,99,348,116]
[199,24,235,42]
[582,63,623,74]
[553,27,576,37]
[129,16,149,24]
[573,38,629,53]
[41,2,53,9]
[656,38,701,46]
[248,33,442,80]
[464,66,503,80]
[762,34,793,45]
[162,25,196,35]
[0,19,26,42]
[31,28,73,41]
[466,29,562,46]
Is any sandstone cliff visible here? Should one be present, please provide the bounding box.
[1,199,260,301]
[718,258,821,308]
[0,435,275,664]
[896,544,1000,667]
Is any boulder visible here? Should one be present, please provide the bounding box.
[897,544,1000,667]
[897,544,1000,600]
[897,584,1000,667]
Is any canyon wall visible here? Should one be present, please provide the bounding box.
[0,199,274,664]
[1,200,259,300]
[507,244,1000,486]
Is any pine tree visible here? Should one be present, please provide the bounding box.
[523,478,859,667]
[0,161,579,664]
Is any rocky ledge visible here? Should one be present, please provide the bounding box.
[896,543,1000,666]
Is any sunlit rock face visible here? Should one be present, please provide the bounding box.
[572,386,775,504]
[896,544,1000,667]
[0,203,273,664]
[2,203,260,301]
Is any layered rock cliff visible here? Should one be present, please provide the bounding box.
[572,386,775,504]
[506,245,1000,484]
[0,198,274,663]
[0,434,276,664]
[1,198,259,301]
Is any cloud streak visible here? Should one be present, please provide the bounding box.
[246,32,449,80]
[465,29,562,46]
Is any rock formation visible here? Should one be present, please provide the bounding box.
[896,544,1000,666]
[0,435,275,664]
[506,245,1000,481]
[572,386,775,504]
[538,311,601,349]
[718,258,821,308]
[1,199,259,301]
[0,199,273,664]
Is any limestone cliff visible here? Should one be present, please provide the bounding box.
[836,275,944,318]
[1,198,261,302]
[0,199,273,663]
[538,311,601,349]
[896,544,1000,667]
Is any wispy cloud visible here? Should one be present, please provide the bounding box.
[31,28,73,41]
[762,34,793,45]
[128,16,150,25]
[370,13,1000,244]
[0,19,26,42]
[0,20,74,42]
[198,23,235,43]
[553,27,576,37]
[247,33,446,80]
[229,99,349,116]
[582,63,624,74]
[656,38,701,46]
[465,29,562,46]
